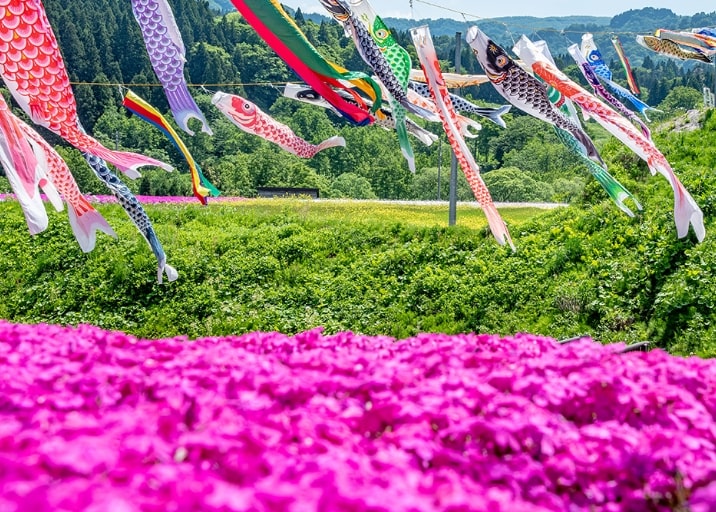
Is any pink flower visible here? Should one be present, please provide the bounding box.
[1,321,715,510]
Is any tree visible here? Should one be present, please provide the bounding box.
[658,86,704,114]
[482,167,555,202]
[408,167,473,201]
[331,173,377,199]
[503,137,581,179]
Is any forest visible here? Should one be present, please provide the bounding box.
[0,1,714,205]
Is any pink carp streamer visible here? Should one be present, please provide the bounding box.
[130,0,213,136]
[516,37,705,242]
[17,118,117,253]
[410,26,513,249]
[212,91,345,158]
[0,0,172,178]
[0,92,47,234]
[1,322,716,510]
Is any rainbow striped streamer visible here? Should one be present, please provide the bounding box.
[611,35,640,95]
[122,90,220,205]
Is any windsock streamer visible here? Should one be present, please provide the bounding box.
[130,0,213,136]
[411,25,513,249]
[84,152,178,283]
[611,35,641,95]
[228,0,381,125]
[123,90,219,205]
[517,36,704,242]
[0,0,172,178]
[212,91,345,158]
[0,94,47,234]
[518,38,641,217]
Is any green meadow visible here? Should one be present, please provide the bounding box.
[2,189,715,357]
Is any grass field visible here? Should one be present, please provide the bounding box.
[255,199,558,229]
[3,195,713,356]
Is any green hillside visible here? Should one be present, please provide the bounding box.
[1,107,716,355]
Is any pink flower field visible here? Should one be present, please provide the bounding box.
[1,321,715,511]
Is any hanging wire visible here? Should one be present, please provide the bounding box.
[68,80,302,88]
[561,29,576,47]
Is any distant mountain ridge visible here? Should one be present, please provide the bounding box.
[207,0,610,36]
[207,3,715,70]
[378,15,610,37]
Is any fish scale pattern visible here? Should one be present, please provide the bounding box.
[130,0,212,135]
[131,0,184,93]
[349,14,409,105]
[412,26,512,248]
[586,52,612,81]
[83,152,176,283]
[214,92,343,158]
[410,81,505,121]
[638,35,712,63]
[84,154,152,234]
[469,32,602,166]
[0,0,172,174]
[18,117,92,216]
[0,0,75,132]
[252,104,321,158]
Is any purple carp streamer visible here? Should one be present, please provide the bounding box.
[212,91,346,158]
[130,0,213,136]
[410,25,513,249]
[567,44,651,139]
[580,34,659,121]
[516,37,705,242]
[1,322,716,510]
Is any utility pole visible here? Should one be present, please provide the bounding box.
[448,31,461,226]
[436,137,442,200]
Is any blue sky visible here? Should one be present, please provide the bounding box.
[284,0,712,21]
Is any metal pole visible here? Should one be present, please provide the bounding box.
[436,137,442,200]
[448,31,461,226]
